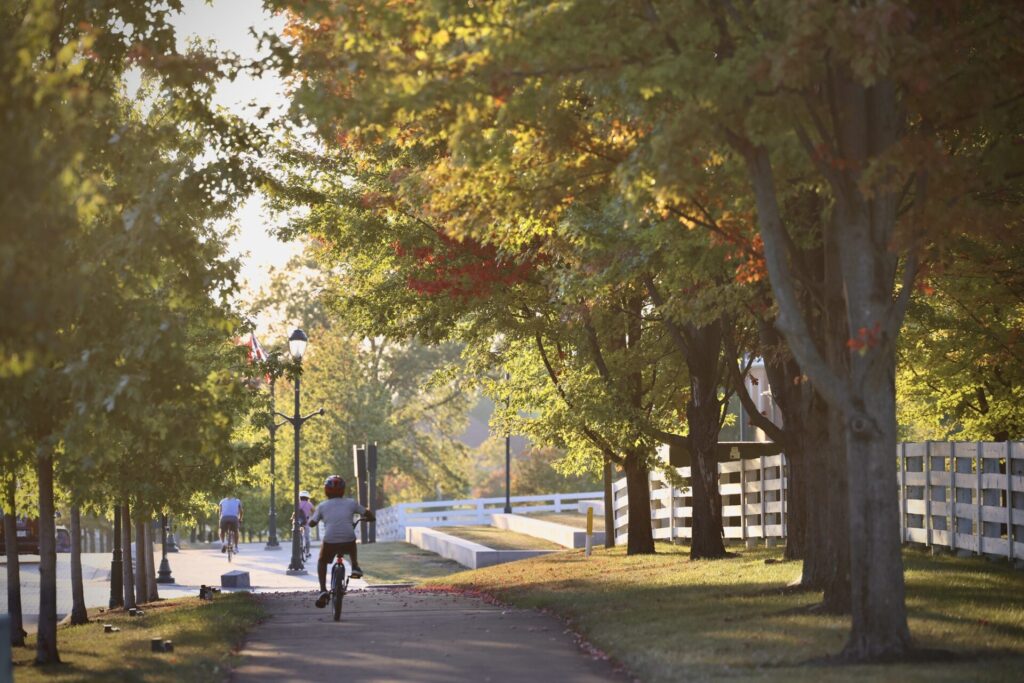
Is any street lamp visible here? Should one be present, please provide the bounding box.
[278,328,324,575]
[503,370,512,514]
[265,365,287,551]
[156,513,175,584]
[491,335,513,515]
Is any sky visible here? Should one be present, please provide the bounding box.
[170,0,300,302]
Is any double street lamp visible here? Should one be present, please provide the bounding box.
[277,329,324,575]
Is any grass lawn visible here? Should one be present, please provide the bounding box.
[424,544,1024,682]
[443,525,565,550]
[358,541,465,584]
[11,594,263,682]
[525,512,592,529]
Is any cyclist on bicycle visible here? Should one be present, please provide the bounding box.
[292,490,314,556]
[218,495,243,553]
[311,475,374,608]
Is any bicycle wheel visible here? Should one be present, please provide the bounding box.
[227,531,235,562]
[332,564,344,621]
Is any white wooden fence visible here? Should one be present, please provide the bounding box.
[612,454,788,545]
[375,491,602,542]
[899,441,1024,560]
[608,442,1024,562]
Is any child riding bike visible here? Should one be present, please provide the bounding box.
[291,490,315,558]
[311,475,375,609]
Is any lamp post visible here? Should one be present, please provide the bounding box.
[156,513,175,584]
[265,372,285,550]
[491,335,513,515]
[278,329,325,575]
[503,370,512,514]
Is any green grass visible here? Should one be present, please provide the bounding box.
[423,544,1024,682]
[525,512,592,529]
[358,541,464,584]
[442,525,565,550]
[12,593,264,682]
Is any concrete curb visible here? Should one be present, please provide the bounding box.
[405,527,559,569]
[492,513,605,549]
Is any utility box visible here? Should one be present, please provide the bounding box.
[220,570,251,589]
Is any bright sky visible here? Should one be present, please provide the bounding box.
[171,0,301,300]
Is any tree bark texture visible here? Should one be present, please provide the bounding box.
[134,516,147,604]
[145,520,159,602]
[35,448,60,664]
[685,321,727,559]
[623,453,655,555]
[69,505,89,625]
[4,478,27,646]
[121,500,136,610]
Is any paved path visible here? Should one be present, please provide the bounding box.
[232,590,625,683]
[3,542,359,633]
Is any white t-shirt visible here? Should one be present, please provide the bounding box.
[219,497,241,518]
[309,497,366,543]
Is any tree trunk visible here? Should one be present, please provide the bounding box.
[35,448,60,664]
[134,515,147,604]
[4,478,27,646]
[843,367,908,657]
[685,321,727,560]
[603,458,614,548]
[121,500,136,610]
[69,505,89,625]
[623,453,655,555]
[145,521,159,602]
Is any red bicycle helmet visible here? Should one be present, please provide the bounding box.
[324,475,346,498]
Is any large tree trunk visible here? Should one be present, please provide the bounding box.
[686,321,727,559]
[4,478,27,646]
[121,500,136,610]
[134,515,147,604]
[69,505,89,625]
[35,447,60,664]
[623,453,655,555]
[843,357,908,657]
[145,520,159,602]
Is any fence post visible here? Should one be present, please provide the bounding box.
[949,442,957,552]
[780,454,787,541]
[739,461,748,544]
[760,456,767,542]
[976,442,984,555]
[899,442,907,543]
[555,494,562,513]
[1007,441,1014,563]
[477,499,485,524]
[925,440,933,549]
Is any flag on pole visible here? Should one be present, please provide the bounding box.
[247,332,268,364]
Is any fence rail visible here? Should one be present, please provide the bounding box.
[375,491,603,542]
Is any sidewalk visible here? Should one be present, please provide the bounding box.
[4,542,355,634]
[232,589,626,683]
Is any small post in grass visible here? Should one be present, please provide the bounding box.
[585,507,594,557]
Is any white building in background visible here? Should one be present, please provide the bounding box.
[738,358,780,443]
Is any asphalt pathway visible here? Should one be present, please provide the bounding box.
[232,589,626,683]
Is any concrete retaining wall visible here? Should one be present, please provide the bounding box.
[491,514,605,549]
[405,527,559,569]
